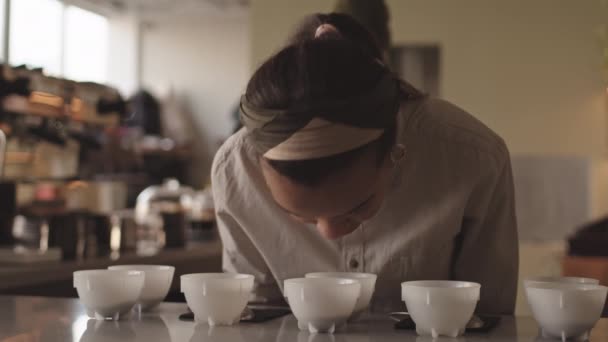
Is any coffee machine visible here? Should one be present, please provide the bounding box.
[0,65,129,261]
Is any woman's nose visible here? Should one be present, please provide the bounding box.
[316,218,332,234]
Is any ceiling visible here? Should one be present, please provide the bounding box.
[65,0,249,20]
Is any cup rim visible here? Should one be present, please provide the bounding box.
[74,269,144,278]
[73,269,144,289]
[180,272,254,281]
[525,282,608,292]
[285,277,360,286]
[524,276,599,285]
[305,272,377,280]
[401,280,481,289]
[108,265,175,271]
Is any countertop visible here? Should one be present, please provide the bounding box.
[2,295,608,341]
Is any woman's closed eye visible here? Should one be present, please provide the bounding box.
[337,194,377,221]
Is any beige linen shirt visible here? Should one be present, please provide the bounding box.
[211,97,518,315]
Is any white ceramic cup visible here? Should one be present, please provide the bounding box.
[525,281,608,340]
[108,265,175,311]
[305,272,377,319]
[284,277,361,334]
[401,280,481,338]
[73,269,145,320]
[181,273,254,326]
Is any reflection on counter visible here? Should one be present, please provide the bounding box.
[412,337,467,342]
[189,321,280,342]
[190,324,247,342]
[275,315,371,342]
[79,319,137,342]
[79,316,171,342]
[2,296,608,342]
[296,330,370,342]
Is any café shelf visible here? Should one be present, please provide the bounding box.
[0,240,222,299]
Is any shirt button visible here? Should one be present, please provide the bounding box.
[349,258,359,269]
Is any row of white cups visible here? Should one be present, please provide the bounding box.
[73,267,608,339]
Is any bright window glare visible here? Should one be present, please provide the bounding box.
[10,0,63,76]
[9,0,109,83]
[0,0,5,61]
[64,5,108,83]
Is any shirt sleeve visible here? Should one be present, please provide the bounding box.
[453,150,519,315]
[211,151,285,305]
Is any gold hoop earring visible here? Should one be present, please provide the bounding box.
[390,144,406,164]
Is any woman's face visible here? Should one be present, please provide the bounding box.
[261,149,394,239]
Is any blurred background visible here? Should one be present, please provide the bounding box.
[0,0,607,317]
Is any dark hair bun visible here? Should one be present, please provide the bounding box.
[314,24,342,40]
[289,13,383,60]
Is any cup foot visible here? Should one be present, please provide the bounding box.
[415,326,464,338]
[540,328,590,342]
[86,309,95,319]
[309,322,335,334]
[195,315,239,326]
[89,310,131,321]
[298,320,346,334]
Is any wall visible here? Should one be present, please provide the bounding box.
[140,14,250,184]
[250,0,607,158]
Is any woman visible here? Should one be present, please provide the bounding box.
[212,13,518,314]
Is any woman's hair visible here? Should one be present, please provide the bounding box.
[245,13,423,186]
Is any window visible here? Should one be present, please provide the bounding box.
[64,6,108,83]
[9,0,63,75]
[8,0,109,83]
[0,0,6,61]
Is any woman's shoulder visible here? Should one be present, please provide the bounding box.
[211,128,259,193]
[408,97,509,165]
